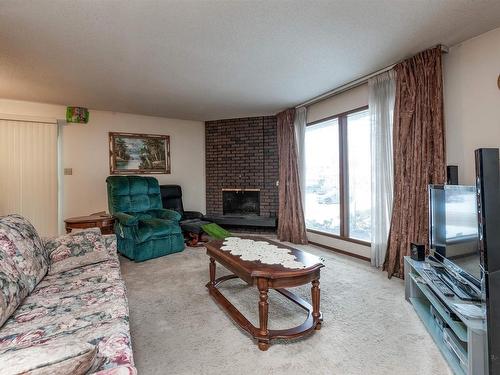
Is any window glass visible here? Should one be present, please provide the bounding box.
[305,118,340,235]
[347,110,371,241]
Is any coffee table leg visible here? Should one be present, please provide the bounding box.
[209,257,216,287]
[257,279,270,351]
[312,279,321,330]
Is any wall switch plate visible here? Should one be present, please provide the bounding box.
[64,168,73,175]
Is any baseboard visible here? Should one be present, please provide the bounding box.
[308,240,371,262]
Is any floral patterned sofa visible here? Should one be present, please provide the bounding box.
[0,215,136,375]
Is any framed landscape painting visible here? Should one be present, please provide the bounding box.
[109,132,171,174]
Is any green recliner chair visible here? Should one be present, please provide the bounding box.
[106,176,185,262]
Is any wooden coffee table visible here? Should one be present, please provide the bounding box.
[205,236,324,351]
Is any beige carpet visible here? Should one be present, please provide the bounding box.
[119,239,452,375]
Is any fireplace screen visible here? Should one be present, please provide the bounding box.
[222,190,260,216]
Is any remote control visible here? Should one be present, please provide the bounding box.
[423,269,441,282]
[440,273,481,301]
[434,280,455,297]
[422,269,455,296]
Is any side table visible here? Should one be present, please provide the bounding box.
[64,211,115,234]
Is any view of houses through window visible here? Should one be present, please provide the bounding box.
[305,107,371,242]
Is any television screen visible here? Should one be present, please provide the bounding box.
[429,185,481,281]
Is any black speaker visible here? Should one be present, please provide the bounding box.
[475,148,500,374]
[475,149,500,273]
[410,243,425,261]
[447,165,459,185]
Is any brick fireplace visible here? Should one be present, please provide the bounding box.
[205,116,279,227]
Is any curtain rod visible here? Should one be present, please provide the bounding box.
[296,44,449,109]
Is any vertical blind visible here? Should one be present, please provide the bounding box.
[0,119,58,236]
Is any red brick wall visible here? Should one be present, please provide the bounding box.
[205,116,279,217]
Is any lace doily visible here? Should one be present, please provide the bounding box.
[220,237,307,269]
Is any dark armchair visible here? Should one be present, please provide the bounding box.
[106,176,185,261]
[160,185,211,245]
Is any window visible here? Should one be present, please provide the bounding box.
[305,107,371,243]
[304,118,340,235]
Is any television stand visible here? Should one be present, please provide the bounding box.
[404,257,487,375]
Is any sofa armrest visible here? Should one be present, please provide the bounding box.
[148,209,182,222]
[183,211,204,220]
[102,234,117,256]
[113,212,138,226]
[45,228,110,275]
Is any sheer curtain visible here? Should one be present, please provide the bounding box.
[369,71,396,267]
[0,119,59,236]
[294,106,307,208]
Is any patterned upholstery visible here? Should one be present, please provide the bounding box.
[45,228,110,275]
[0,215,49,327]
[0,234,136,374]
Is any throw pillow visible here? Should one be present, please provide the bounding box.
[0,215,49,294]
[0,235,29,328]
[45,228,109,275]
[0,340,97,375]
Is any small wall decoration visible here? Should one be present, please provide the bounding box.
[66,106,89,123]
[109,132,171,174]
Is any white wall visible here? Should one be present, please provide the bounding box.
[0,99,206,229]
[444,27,500,185]
[307,84,369,124]
[305,83,371,259]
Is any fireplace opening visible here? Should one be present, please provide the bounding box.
[223,190,260,216]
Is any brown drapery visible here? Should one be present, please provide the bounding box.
[384,47,446,278]
[276,108,308,244]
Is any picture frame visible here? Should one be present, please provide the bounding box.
[109,132,171,174]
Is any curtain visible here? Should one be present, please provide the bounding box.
[384,47,446,278]
[370,71,396,268]
[0,119,59,236]
[277,108,308,244]
[294,106,307,208]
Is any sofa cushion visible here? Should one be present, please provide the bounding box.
[44,228,109,275]
[0,215,48,291]
[137,218,182,243]
[0,339,97,375]
[0,241,135,373]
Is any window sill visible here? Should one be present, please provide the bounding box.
[306,229,370,247]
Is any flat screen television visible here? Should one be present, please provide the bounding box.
[428,184,482,288]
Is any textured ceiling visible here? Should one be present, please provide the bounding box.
[1,0,500,121]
